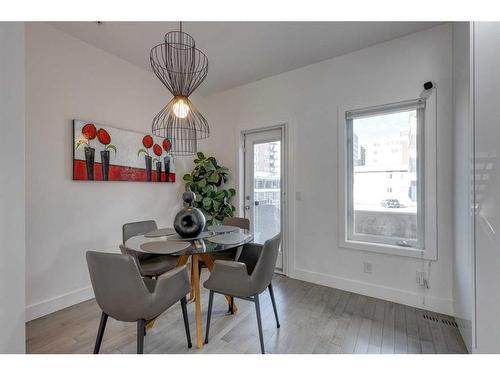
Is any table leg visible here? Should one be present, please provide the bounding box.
[200,254,238,313]
[189,260,195,301]
[191,255,203,349]
[176,255,189,267]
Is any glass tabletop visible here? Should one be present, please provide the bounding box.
[124,228,253,256]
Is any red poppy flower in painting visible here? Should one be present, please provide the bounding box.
[96,128,117,155]
[82,123,97,140]
[162,138,171,152]
[97,128,111,145]
[153,144,162,157]
[138,135,154,158]
[142,135,153,149]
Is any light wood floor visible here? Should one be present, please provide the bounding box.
[26,274,467,354]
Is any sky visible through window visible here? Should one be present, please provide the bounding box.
[354,110,413,146]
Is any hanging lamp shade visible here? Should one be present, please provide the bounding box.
[150,27,209,155]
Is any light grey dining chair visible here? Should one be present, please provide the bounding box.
[121,220,178,278]
[221,216,251,259]
[203,233,281,354]
[202,216,250,312]
[86,251,191,354]
[205,217,250,263]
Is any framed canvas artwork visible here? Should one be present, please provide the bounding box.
[73,119,175,182]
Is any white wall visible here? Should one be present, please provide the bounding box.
[0,23,26,353]
[473,22,500,353]
[452,22,474,353]
[201,24,454,314]
[25,23,191,321]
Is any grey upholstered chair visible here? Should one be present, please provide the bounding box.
[207,217,250,263]
[86,251,191,354]
[203,216,250,312]
[222,216,251,230]
[203,233,281,354]
[121,220,178,278]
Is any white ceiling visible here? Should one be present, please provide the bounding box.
[50,22,442,96]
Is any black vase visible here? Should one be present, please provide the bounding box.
[100,150,110,181]
[144,155,152,182]
[84,146,95,181]
[164,155,170,182]
[174,192,206,238]
[156,161,162,182]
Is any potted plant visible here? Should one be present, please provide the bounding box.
[138,135,154,181]
[96,128,116,181]
[75,123,97,180]
[163,138,172,182]
[183,152,236,225]
[153,143,163,182]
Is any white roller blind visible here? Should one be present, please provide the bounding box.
[345,98,426,120]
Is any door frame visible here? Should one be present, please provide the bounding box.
[239,123,289,276]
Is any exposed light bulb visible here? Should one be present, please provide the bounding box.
[173,97,190,118]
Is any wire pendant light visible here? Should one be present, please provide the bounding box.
[150,22,209,155]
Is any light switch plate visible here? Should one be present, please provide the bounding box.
[363,262,372,274]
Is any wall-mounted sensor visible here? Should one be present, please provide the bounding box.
[424,81,433,90]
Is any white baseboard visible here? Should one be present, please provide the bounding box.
[25,285,94,322]
[292,267,453,315]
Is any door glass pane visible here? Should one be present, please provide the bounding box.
[351,109,419,243]
[253,141,281,244]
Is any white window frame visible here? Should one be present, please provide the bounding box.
[338,97,438,260]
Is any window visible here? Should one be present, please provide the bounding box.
[343,99,427,252]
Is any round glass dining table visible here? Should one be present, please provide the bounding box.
[125,228,253,349]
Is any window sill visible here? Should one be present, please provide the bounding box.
[339,238,436,260]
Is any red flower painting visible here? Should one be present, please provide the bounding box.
[73,119,176,183]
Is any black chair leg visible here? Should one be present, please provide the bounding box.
[268,283,280,328]
[180,296,192,348]
[254,294,265,354]
[93,312,108,354]
[230,296,234,315]
[137,319,146,354]
[205,290,214,344]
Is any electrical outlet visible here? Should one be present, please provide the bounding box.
[363,262,372,274]
[416,271,427,286]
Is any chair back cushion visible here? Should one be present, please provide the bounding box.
[222,216,250,230]
[86,251,151,322]
[249,233,281,295]
[122,220,158,244]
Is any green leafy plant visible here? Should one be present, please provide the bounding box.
[183,152,236,225]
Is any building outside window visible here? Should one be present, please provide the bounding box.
[344,99,425,249]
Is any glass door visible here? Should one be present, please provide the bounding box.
[244,128,284,271]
